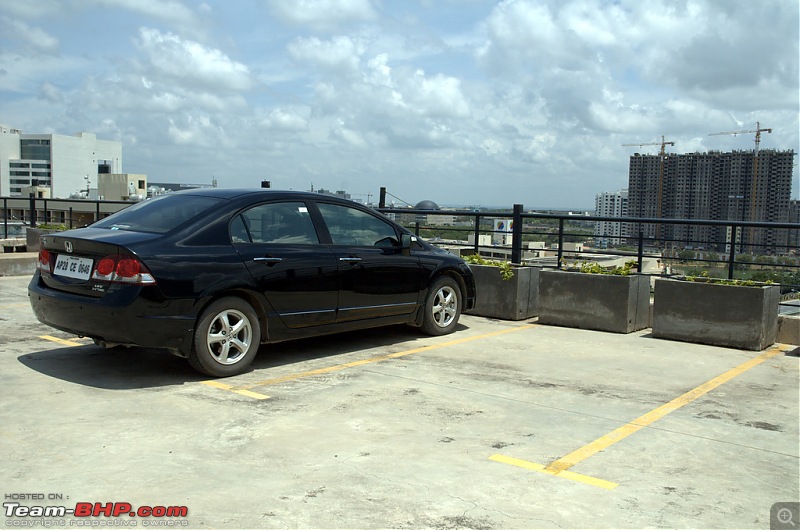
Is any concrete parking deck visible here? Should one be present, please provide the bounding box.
[1,274,798,529]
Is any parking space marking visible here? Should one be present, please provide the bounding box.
[489,454,619,490]
[236,324,537,391]
[0,302,31,309]
[39,335,85,347]
[492,344,791,488]
[200,380,270,400]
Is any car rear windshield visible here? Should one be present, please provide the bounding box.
[92,194,224,234]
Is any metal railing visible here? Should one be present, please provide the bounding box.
[3,194,799,311]
[376,202,800,312]
[2,196,133,238]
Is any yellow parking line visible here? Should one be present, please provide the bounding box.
[238,325,537,391]
[491,345,791,488]
[489,454,618,490]
[40,335,84,347]
[198,324,536,401]
[0,302,31,309]
[200,380,270,400]
[544,344,789,474]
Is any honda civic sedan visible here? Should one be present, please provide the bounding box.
[29,189,476,377]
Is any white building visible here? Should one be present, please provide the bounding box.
[594,189,628,248]
[0,125,122,198]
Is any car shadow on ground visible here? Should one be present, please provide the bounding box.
[16,323,470,390]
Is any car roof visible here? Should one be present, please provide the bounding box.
[171,188,324,200]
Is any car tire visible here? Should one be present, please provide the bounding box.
[188,297,261,377]
[420,276,461,336]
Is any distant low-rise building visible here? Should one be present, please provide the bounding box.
[1,125,123,198]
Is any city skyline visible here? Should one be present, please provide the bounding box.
[0,0,798,208]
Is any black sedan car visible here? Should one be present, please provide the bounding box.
[29,189,476,377]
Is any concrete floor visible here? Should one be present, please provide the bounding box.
[1,274,798,529]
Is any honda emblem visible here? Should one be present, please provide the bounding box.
[64,241,73,253]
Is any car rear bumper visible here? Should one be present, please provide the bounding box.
[28,272,196,353]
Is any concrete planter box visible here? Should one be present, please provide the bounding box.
[652,279,780,350]
[465,264,539,321]
[537,270,650,333]
[25,228,60,253]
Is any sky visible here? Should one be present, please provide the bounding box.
[0,0,798,208]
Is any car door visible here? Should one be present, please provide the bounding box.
[315,201,424,323]
[231,200,338,328]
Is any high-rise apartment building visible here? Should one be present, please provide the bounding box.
[0,125,122,198]
[790,200,800,251]
[594,189,628,248]
[627,149,795,253]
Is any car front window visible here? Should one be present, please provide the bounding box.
[317,203,399,247]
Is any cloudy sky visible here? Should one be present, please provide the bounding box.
[1,0,798,208]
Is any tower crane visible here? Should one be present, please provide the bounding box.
[621,136,676,231]
[708,122,772,248]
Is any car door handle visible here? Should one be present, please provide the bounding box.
[254,257,283,265]
[339,257,362,263]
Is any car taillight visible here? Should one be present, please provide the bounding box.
[91,255,156,285]
[94,257,116,279]
[37,249,52,273]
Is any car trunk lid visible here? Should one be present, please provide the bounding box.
[38,228,159,297]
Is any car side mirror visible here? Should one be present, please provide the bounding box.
[401,233,413,255]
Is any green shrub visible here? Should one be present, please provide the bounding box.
[465,254,514,280]
[35,223,68,231]
[562,260,637,276]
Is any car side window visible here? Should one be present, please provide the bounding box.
[317,203,399,247]
[232,202,319,244]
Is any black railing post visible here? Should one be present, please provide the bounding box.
[415,221,420,236]
[69,207,73,229]
[95,200,100,223]
[511,204,523,264]
[473,215,480,254]
[727,224,737,280]
[29,194,37,228]
[3,198,7,239]
[637,230,644,272]
[44,199,49,224]
[379,187,386,209]
[557,219,564,268]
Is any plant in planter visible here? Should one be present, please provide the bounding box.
[652,274,780,350]
[464,254,539,321]
[537,260,650,334]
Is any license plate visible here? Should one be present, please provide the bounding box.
[54,254,94,280]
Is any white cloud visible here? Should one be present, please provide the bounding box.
[287,36,364,74]
[0,0,63,19]
[0,17,59,52]
[261,108,309,132]
[0,52,86,92]
[401,70,470,119]
[266,0,377,30]
[136,28,253,92]
[86,0,202,28]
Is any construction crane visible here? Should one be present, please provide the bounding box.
[622,136,676,236]
[709,122,772,249]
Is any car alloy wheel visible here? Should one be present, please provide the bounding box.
[206,308,253,365]
[421,276,461,336]
[432,285,457,328]
[190,297,261,377]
